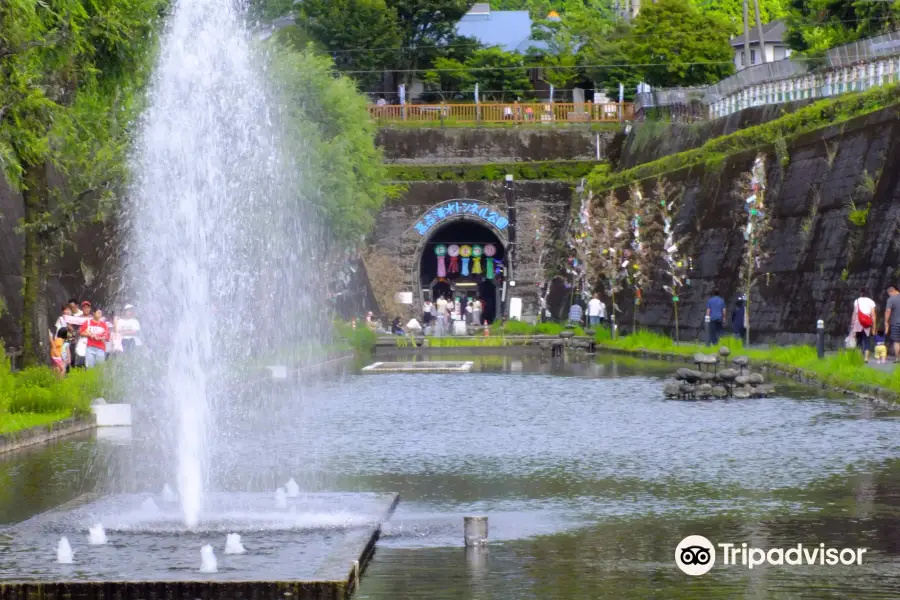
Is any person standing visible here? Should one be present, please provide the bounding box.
[116,304,142,353]
[705,289,727,345]
[79,308,110,368]
[587,293,606,327]
[884,286,900,363]
[567,300,583,327]
[732,296,747,340]
[423,299,433,327]
[851,288,877,363]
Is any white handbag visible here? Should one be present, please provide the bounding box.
[75,336,88,357]
[845,334,857,349]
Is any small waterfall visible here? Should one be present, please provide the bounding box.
[225,533,245,554]
[200,544,218,573]
[57,537,74,564]
[88,524,107,545]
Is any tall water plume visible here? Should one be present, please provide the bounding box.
[123,0,321,527]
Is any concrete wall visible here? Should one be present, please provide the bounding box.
[607,105,900,344]
[370,181,573,319]
[376,127,615,164]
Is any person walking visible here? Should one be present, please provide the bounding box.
[851,288,877,363]
[884,286,900,363]
[116,304,142,353]
[567,300,584,327]
[705,289,727,345]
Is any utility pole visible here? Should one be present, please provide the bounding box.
[754,0,767,64]
[743,0,752,69]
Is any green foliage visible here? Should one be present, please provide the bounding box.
[269,45,388,247]
[694,0,788,36]
[386,160,607,182]
[424,47,533,102]
[786,0,900,56]
[580,22,642,101]
[284,0,402,89]
[624,0,735,89]
[334,321,377,353]
[846,199,870,228]
[588,84,900,193]
[0,361,108,422]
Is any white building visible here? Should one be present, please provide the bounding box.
[730,20,792,70]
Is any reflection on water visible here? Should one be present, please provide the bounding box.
[3,353,900,598]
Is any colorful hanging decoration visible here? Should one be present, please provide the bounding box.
[483,244,497,280]
[447,244,460,274]
[472,244,483,275]
[435,244,447,278]
[460,244,472,276]
[483,244,497,257]
[486,257,495,279]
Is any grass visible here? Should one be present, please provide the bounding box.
[588,84,900,193]
[386,160,608,183]
[0,347,114,436]
[0,411,71,435]
[596,330,900,397]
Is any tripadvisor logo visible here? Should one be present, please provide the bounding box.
[675,536,868,576]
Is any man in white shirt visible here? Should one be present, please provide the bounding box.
[587,293,606,327]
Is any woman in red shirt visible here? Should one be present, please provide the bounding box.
[79,309,110,369]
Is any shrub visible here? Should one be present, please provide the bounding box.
[9,386,70,414]
[15,366,59,389]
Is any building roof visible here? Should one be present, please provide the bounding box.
[730,19,787,47]
[457,5,543,53]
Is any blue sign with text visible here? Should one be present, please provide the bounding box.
[414,201,509,236]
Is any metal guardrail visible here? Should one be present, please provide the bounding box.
[637,29,900,111]
[368,102,635,123]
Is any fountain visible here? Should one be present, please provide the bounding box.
[225,533,245,555]
[199,545,218,573]
[0,0,398,594]
[88,524,107,546]
[56,538,73,564]
[274,488,288,509]
[285,478,300,498]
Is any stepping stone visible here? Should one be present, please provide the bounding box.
[719,346,731,357]
[732,356,750,367]
[748,373,764,384]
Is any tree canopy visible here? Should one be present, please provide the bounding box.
[785,0,900,56]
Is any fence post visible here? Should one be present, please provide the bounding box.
[705,315,712,347]
[816,319,825,359]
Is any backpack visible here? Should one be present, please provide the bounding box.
[857,300,873,328]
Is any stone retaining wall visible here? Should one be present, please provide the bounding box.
[0,416,96,455]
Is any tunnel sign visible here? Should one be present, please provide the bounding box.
[414,201,509,236]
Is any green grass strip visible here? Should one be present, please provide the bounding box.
[596,330,900,398]
[0,410,74,435]
[588,84,900,192]
[386,160,609,182]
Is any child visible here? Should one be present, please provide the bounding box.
[50,329,69,376]
[874,329,888,364]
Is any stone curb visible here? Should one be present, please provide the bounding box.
[0,415,96,456]
[596,345,900,406]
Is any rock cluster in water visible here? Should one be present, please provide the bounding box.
[662,346,774,400]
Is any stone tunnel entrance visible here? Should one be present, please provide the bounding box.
[418,220,507,324]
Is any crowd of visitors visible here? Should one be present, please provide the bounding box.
[50,299,142,375]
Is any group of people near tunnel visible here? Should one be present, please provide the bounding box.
[846,286,900,364]
[49,299,143,376]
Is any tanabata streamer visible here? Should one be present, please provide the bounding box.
[435,244,447,278]
[472,245,483,275]
[448,244,460,274]
[484,243,496,279]
[460,245,472,276]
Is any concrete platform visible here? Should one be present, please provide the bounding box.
[0,491,399,600]
[362,361,474,373]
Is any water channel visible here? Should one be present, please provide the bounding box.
[3,353,900,598]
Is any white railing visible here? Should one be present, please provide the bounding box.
[636,30,900,119]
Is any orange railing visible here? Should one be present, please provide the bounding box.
[367,102,634,123]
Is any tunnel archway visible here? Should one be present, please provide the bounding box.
[416,219,507,324]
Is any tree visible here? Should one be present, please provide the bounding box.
[580,22,642,101]
[736,154,772,345]
[785,0,900,56]
[623,0,735,89]
[290,0,402,89]
[269,45,389,248]
[694,0,788,36]
[388,0,476,85]
[0,0,165,365]
[423,47,532,101]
